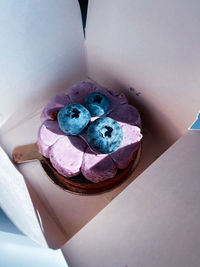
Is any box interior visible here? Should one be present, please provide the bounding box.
[1,0,200,249]
[61,130,200,267]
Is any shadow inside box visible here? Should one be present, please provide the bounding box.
[86,51,182,146]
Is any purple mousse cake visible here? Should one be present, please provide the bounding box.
[38,81,142,184]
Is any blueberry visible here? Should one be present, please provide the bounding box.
[87,117,123,154]
[85,92,110,116]
[58,103,91,135]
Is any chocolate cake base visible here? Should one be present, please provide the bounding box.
[40,144,141,195]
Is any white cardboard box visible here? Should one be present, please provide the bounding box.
[0,0,200,266]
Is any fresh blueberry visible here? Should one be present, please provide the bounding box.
[85,92,110,116]
[58,103,91,135]
[87,117,123,154]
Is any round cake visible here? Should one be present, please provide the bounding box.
[37,81,142,190]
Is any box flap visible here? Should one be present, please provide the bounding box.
[0,147,47,247]
[0,144,70,249]
[62,130,200,267]
[86,0,200,141]
[0,0,86,132]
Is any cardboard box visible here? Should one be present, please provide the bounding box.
[0,0,200,266]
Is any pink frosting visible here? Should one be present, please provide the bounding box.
[38,81,143,182]
[49,136,87,177]
[37,120,64,157]
[110,123,142,169]
[81,148,117,183]
[37,141,50,158]
[38,120,64,145]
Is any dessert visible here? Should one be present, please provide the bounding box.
[38,81,142,186]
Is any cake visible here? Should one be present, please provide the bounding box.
[38,81,142,186]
